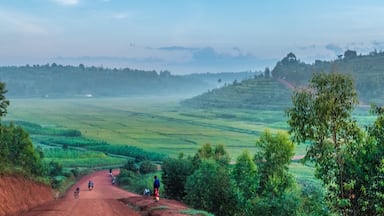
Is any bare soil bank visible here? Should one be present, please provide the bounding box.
[0,176,54,216]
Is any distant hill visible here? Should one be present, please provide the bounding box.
[184,71,259,88]
[181,76,292,110]
[272,50,384,104]
[182,50,384,109]
[0,64,258,98]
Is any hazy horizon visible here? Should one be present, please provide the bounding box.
[1,0,384,74]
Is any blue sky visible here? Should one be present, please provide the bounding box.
[1,0,384,74]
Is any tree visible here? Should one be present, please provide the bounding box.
[264,67,270,78]
[162,156,193,200]
[0,82,43,176]
[191,143,230,168]
[255,129,295,194]
[341,105,384,215]
[252,129,299,216]
[184,159,237,216]
[139,160,157,174]
[286,72,360,215]
[231,150,259,215]
[344,50,357,60]
[0,82,9,119]
[123,160,138,172]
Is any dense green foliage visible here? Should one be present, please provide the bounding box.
[0,122,44,176]
[341,106,384,215]
[0,82,9,117]
[231,150,258,214]
[0,83,44,177]
[89,145,165,161]
[139,160,158,174]
[287,72,384,215]
[251,130,301,216]
[162,137,316,216]
[184,159,237,216]
[161,156,193,200]
[117,162,162,194]
[11,121,82,136]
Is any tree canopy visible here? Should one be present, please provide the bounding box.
[287,72,384,215]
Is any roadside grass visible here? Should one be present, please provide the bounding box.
[120,171,162,194]
[44,156,126,168]
[180,209,214,216]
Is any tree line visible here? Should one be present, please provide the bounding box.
[0,64,255,98]
[0,64,209,97]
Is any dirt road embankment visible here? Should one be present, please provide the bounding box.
[0,176,54,216]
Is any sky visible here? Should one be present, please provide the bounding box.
[1,0,384,74]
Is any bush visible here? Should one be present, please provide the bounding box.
[118,169,136,185]
[71,167,80,177]
[51,175,66,189]
[46,161,63,176]
[63,171,73,178]
[139,161,157,174]
[123,160,138,172]
[162,157,193,200]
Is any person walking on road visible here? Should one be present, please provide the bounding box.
[153,175,160,201]
[74,186,80,199]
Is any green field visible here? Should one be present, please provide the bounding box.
[6,97,375,158]
[4,96,376,183]
[5,97,291,158]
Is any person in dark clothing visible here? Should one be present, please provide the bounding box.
[88,180,94,190]
[74,186,80,199]
[153,175,160,201]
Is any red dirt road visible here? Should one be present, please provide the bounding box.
[19,170,140,216]
[17,170,190,216]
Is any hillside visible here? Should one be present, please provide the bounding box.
[272,50,384,104]
[183,50,384,109]
[181,77,293,110]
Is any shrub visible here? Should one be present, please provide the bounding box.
[139,161,157,174]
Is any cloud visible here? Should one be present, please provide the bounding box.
[50,46,276,74]
[0,9,47,35]
[164,46,275,71]
[158,46,199,52]
[112,13,129,19]
[52,0,79,6]
[325,43,343,54]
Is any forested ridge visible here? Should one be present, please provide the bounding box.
[272,50,384,104]
[183,50,384,109]
[0,64,256,98]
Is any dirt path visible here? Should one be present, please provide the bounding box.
[18,170,140,216]
[17,170,190,216]
[277,78,295,90]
